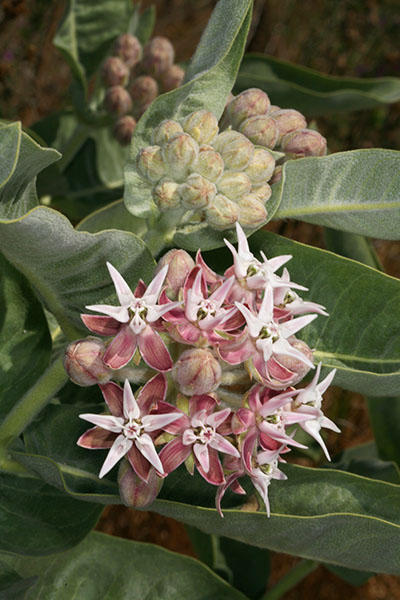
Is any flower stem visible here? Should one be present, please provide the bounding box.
[261,559,318,600]
[0,356,68,470]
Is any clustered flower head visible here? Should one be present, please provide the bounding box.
[66,223,340,516]
[134,109,276,231]
[101,33,185,145]
[221,88,327,169]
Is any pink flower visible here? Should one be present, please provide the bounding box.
[159,395,239,485]
[274,268,328,316]
[77,374,180,480]
[292,362,340,460]
[81,262,180,370]
[249,448,287,517]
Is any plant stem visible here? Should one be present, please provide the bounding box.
[0,356,68,469]
[261,559,318,600]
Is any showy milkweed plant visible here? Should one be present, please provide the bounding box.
[0,0,399,598]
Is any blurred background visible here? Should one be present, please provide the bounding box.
[0,1,399,598]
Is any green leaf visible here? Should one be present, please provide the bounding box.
[132,5,156,45]
[236,54,400,115]
[54,0,133,93]
[367,397,400,467]
[325,564,372,587]
[77,199,147,237]
[90,127,129,188]
[272,149,400,240]
[204,230,400,396]
[0,256,51,422]
[0,207,154,340]
[3,532,247,599]
[124,0,252,218]
[0,560,37,598]
[329,441,400,485]
[0,471,102,556]
[323,228,382,270]
[0,123,60,220]
[219,537,270,599]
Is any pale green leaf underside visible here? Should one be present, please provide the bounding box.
[272,149,400,240]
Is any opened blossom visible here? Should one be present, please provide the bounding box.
[77,374,180,480]
[81,262,181,370]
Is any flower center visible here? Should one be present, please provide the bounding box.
[197,299,217,320]
[259,323,279,342]
[123,419,143,439]
[193,424,215,445]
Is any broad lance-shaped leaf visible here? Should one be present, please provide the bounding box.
[271,149,400,240]
[0,122,60,220]
[0,255,51,422]
[0,206,154,340]
[124,0,252,218]
[1,532,247,600]
[14,403,400,575]
[236,53,400,115]
[54,0,134,93]
[202,230,400,396]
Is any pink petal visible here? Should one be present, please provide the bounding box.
[209,433,240,457]
[189,395,216,418]
[218,333,254,365]
[193,442,210,473]
[106,262,135,306]
[266,357,295,383]
[159,437,192,474]
[207,407,231,429]
[216,471,243,518]
[258,422,307,449]
[79,413,124,433]
[126,444,153,483]
[232,408,254,434]
[123,379,140,420]
[153,401,188,434]
[197,447,224,485]
[80,314,121,336]
[135,433,164,474]
[242,427,258,472]
[77,426,116,449]
[137,372,167,414]
[99,434,132,478]
[138,326,173,371]
[119,463,162,507]
[99,381,124,417]
[103,326,137,369]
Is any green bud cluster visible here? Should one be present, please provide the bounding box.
[101,34,185,146]
[136,110,277,230]
[222,88,327,159]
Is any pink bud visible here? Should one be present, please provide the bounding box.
[104,86,132,116]
[173,348,222,395]
[239,115,279,149]
[226,88,271,128]
[272,109,307,145]
[113,115,136,146]
[155,249,195,298]
[101,57,129,87]
[63,337,112,386]
[113,34,142,69]
[129,75,158,117]
[142,36,175,77]
[119,461,162,507]
[269,165,282,185]
[281,129,327,157]
[276,337,314,384]
[161,64,185,92]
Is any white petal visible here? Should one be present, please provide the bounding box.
[235,302,262,338]
[279,313,318,338]
[144,265,168,305]
[99,434,132,478]
[142,412,181,432]
[107,262,134,307]
[209,434,240,457]
[123,379,140,420]
[193,442,210,473]
[85,304,130,323]
[135,433,164,473]
[79,413,124,433]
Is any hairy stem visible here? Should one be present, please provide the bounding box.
[261,559,318,600]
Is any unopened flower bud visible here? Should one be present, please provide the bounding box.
[173,348,222,395]
[212,131,254,171]
[179,173,216,209]
[113,115,137,145]
[113,34,142,69]
[276,337,313,384]
[142,36,174,77]
[239,115,278,149]
[153,178,181,210]
[217,171,252,200]
[63,337,112,387]
[161,64,185,92]
[205,194,239,230]
[155,249,195,298]
[152,120,183,146]
[244,148,275,185]
[103,86,132,116]
[281,129,327,157]
[272,109,307,145]
[251,182,272,204]
[102,56,129,87]
[137,145,165,182]
[119,461,162,507]
[194,146,224,182]
[182,110,219,145]
[270,165,282,184]
[237,194,267,228]
[129,76,158,117]
[226,88,271,128]
[162,133,199,182]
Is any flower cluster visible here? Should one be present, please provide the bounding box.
[66,224,340,516]
[221,88,327,164]
[101,34,185,145]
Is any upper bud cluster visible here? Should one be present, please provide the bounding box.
[222,88,327,161]
[101,34,185,146]
[136,110,276,230]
